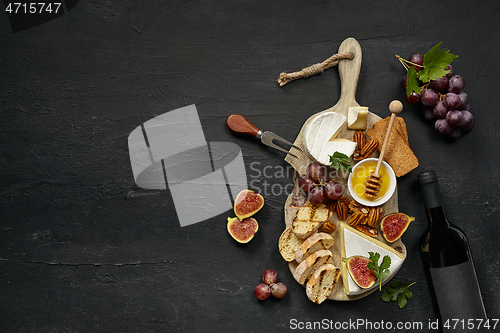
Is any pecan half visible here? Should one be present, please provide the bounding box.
[361,138,378,158]
[335,198,349,221]
[320,221,337,233]
[353,131,366,151]
[356,225,378,238]
[347,210,364,227]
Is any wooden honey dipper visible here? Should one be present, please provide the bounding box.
[364,100,403,199]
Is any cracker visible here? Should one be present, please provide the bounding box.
[366,116,418,177]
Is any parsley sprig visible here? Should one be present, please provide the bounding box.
[328,151,352,173]
[367,252,391,291]
[381,280,416,309]
[397,42,458,97]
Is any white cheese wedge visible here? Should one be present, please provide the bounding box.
[303,112,356,165]
[340,223,405,296]
[347,106,369,130]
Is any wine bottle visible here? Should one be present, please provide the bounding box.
[418,171,490,333]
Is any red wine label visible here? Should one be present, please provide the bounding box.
[430,261,490,332]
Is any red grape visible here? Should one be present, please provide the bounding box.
[457,92,469,109]
[435,119,452,135]
[429,76,448,92]
[262,269,278,285]
[446,110,465,128]
[306,162,325,183]
[308,185,325,205]
[433,101,448,119]
[408,52,424,71]
[447,75,465,94]
[298,175,313,192]
[421,88,439,106]
[449,128,461,139]
[405,91,420,104]
[460,111,474,131]
[271,282,287,299]
[444,64,454,78]
[401,75,408,89]
[324,181,344,200]
[254,283,271,300]
[443,93,461,109]
[423,107,436,122]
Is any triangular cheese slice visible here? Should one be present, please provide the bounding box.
[340,223,405,295]
[303,112,356,165]
[348,106,369,130]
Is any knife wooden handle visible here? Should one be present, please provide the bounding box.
[226,114,260,138]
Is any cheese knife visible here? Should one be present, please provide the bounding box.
[226,114,301,158]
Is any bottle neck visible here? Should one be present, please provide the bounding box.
[419,174,450,229]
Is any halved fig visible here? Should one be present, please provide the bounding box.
[234,189,264,219]
[227,217,258,243]
[344,255,376,289]
[380,213,415,243]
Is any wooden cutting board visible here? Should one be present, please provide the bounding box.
[282,37,407,301]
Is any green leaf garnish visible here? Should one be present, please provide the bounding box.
[328,151,352,173]
[381,280,416,309]
[405,66,421,97]
[417,42,458,83]
[398,42,458,97]
[367,251,391,291]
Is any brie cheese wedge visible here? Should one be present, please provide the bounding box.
[340,223,405,295]
[303,112,356,165]
[348,106,369,130]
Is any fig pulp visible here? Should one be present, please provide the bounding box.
[345,256,376,288]
[227,217,259,243]
[234,189,264,219]
[380,213,414,243]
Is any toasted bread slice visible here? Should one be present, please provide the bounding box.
[295,232,334,263]
[293,249,332,285]
[278,227,304,262]
[292,203,332,239]
[306,263,341,304]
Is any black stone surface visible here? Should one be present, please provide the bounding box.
[1,1,499,332]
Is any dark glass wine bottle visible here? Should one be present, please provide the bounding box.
[418,171,490,333]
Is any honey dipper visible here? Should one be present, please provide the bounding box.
[364,100,403,199]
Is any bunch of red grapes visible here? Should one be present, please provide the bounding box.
[298,162,344,205]
[254,269,287,300]
[401,53,474,139]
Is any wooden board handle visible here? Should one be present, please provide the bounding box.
[337,38,362,105]
[226,114,260,138]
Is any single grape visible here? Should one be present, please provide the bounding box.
[429,76,449,92]
[262,269,278,285]
[435,119,452,135]
[460,111,475,131]
[421,88,439,106]
[444,64,454,79]
[457,92,469,109]
[401,75,408,89]
[423,107,436,122]
[443,93,461,109]
[460,102,470,111]
[254,283,271,300]
[446,110,465,127]
[308,185,325,205]
[298,175,313,192]
[405,91,420,104]
[306,162,327,183]
[271,282,287,299]
[324,181,344,200]
[408,52,424,71]
[447,75,465,94]
[449,128,462,139]
[432,101,448,119]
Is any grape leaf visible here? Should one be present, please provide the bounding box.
[367,252,391,291]
[417,42,458,83]
[381,280,416,309]
[405,66,421,97]
[328,151,352,173]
